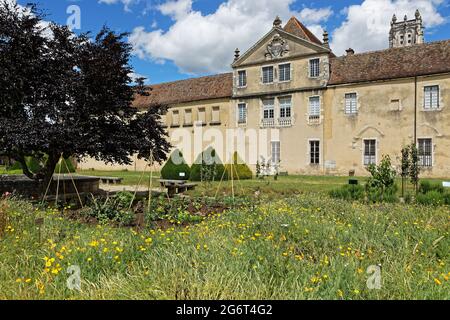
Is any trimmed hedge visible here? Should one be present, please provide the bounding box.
[190,147,225,182]
[160,149,191,180]
[224,152,253,180]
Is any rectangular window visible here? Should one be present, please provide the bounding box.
[418,138,433,167]
[237,103,247,124]
[424,86,439,109]
[238,70,247,87]
[279,97,292,118]
[309,96,320,118]
[262,66,274,84]
[279,63,291,82]
[212,106,220,124]
[198,107,206,124]
[345,93,358,114]
[263,99,275,119]
[184,109,192,126]
[271,141,280,164]
[364,139,377,166]
[172,110,179,126]
[309,58,320,78]
[310,140,320,165]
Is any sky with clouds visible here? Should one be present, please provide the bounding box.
[13,0,450,84]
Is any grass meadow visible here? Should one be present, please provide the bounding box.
[0,192,448,300]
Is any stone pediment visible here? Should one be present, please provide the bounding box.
[232,28,330,68]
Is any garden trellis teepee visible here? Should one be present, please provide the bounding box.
[214,152,246,203]
[41,154,84,208]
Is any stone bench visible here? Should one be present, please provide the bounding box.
[99,177,123,184]
[159,179,197,197]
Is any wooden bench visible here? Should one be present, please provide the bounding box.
[99,177,123,185]
[159,179,197,197]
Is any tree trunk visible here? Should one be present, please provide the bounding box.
[16,153,60,195]
[40,153,60,196]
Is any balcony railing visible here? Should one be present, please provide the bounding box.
[261,118,275,128]
[308,115,321,124]
[278,117,292,127]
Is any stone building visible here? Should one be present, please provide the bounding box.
[79,12,450,178]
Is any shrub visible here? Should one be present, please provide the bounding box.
[329,184,365,201]
[416,191,445,206]
[419,180,444,194]
[224,152,253,180]
[160,149,190,180]
[190,147,225,182]
[84,191,135,225]
[444,192,450,205]
[367,185,398,203]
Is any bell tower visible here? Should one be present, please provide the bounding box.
[389,9,424,48]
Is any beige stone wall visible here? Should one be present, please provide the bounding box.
[79,98,233,171]
[324,74,450,178]
[232,90,325,174]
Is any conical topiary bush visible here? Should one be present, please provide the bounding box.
[225,152,253,180]
[160,149,191,180]
[189,147,226,182]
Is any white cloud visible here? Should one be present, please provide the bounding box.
[129,71,149,83]
[158,0,193,20]
[331,0,446,55]
[98,0,141,12]
[129,0,332,74]
[298,7,333,24]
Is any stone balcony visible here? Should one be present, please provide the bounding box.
[260,118,293,128]
[308,115,321,125]
[261,118,276,128]
[278,117,292,127]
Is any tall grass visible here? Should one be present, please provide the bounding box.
[0,195,448,300]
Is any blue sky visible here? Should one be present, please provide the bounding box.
[15,0,450,84]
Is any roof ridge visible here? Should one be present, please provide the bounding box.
[283,16,323,46]
[332,39,450,60]
[145,72,232,88]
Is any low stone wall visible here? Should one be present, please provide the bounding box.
[0,175,100,198]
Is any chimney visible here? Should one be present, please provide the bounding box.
[322,30,329,48]
[346,48,355,56]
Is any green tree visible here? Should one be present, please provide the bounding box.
[0,3,170,192]
[400,146,410,198]
[409,143,420,195]
[366,155,397,202]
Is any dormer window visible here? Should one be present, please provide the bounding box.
[309,59,320,78]
[237,70,247,87]
[262,66,274,84]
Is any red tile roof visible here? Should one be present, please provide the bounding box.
[283,16,323,46]
[133,73,233,109]
[329,40,450,85]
